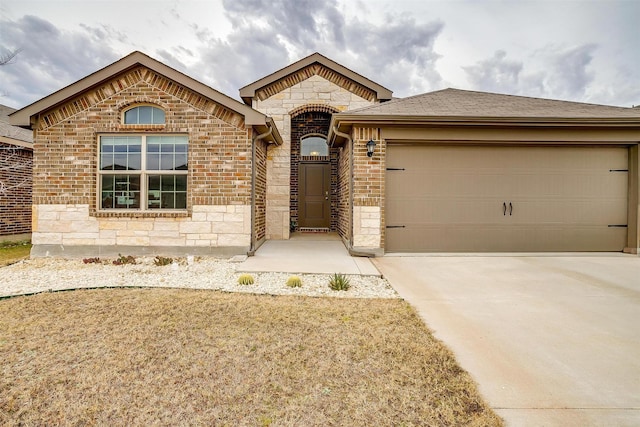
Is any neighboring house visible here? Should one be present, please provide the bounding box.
[0,104,33,240]
[10,51,640,257]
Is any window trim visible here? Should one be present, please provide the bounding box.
[97,133,188,212]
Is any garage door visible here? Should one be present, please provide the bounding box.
[385,145,628,252]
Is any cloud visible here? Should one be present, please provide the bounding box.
[462,50,523,94]
[0,15,120,108]
[0,1,444,107]
[546,44,597,99]
[193,0,444,98]
[462,44,605,103]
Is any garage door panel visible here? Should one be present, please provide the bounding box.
[387,197,505,224]
[385,145,628,252]
[386,224,627,252]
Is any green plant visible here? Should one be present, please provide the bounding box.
[113,254,137,265]
[83,257,101,264]
[286,276,302,288]
[154,255,173,266]
[328,273,351,291]
[237,274,255,285]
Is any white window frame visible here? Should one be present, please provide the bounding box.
[98,134,188,212]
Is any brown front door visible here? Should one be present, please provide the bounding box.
[299,163,331,228]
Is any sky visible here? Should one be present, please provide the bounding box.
[0,0,638,110]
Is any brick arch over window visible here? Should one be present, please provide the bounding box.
[289,103,340,118]
[290,109,338,232]
[116,98,170,115]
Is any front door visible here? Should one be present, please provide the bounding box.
[299,163,331,229]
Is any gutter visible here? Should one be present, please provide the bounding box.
[331,114,640,128]
[248,125,274,256]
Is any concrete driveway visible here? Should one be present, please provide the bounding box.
[373,255,640,427]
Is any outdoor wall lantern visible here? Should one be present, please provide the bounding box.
[366,139,376,157]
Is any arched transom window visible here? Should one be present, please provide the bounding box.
[301,136,328,156]
[123,105,165,124]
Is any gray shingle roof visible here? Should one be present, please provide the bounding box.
[345,88,640,119]
[0,105,32,144]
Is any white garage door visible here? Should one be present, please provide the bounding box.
[385,145,628,252]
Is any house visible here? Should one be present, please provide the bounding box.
[10,51,640,257]
[0,104,33,240]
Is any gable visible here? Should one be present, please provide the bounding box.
[36,66,246,131]
[11,51,271,130]
[253,63,378,103]
[240,52,392,104]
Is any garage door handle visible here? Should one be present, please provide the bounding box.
[503,202,506,216]
[509,202,513,216]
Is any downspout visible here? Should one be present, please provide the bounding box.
[248,125,273,256]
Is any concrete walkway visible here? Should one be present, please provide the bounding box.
[239,233,380,276]
[373,255,640,427]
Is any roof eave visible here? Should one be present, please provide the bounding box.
[328,114,640,144]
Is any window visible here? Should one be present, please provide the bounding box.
[123,105,165,124]
[301,136,328,156]
[99,135,187,210]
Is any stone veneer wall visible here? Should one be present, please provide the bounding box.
[31,66,254,256]
[251,72,375,239]
[351,127,384,253]
[0,143,32,237]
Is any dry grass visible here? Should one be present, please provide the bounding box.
[0,241,31,266]
[0,289,503,426]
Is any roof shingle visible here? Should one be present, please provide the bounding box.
[345,88,640,119]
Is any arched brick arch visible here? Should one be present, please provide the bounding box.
[116,98,170,114]
[289,103,341,118]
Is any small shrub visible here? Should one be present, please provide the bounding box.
[82,257,101,264]
[329,273,351,291]
[113,254,136,265]
[238,274,255,285]
[154,255,173,266]
[286,276,302,288]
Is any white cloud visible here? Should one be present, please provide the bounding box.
[0,0,637,108]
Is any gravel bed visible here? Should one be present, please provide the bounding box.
[0,257,400,299]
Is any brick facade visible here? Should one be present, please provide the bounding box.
[30,65,257,256]
[254,137,268,245]
[0,143,32,237]
[351,127,384,251]
[336,138,352,241]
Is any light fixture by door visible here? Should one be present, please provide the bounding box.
[366,139,376,157]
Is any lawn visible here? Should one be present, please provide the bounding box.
[0,240,31,266]
[0,289,503,426]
